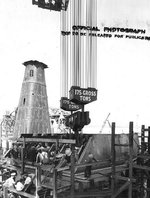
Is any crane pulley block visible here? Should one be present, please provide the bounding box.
[65,111,91,132]
[32,0,69,11]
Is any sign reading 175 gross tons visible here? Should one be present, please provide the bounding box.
[69,86,98,105]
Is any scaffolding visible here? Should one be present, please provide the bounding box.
[111,122,134,198]
[3,122,150,198]
[2,136,76,198]
[111,122,150,198]
[133,125,150,197]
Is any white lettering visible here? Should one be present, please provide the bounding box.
[63,100,69,104]
[82,90,96,96]
[80,96,91,102]
[75,89,82,95]
[69,104,79,109]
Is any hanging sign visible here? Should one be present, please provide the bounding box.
[69,86,98,105]
[60,97,82,111]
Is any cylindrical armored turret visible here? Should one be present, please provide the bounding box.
[14,60,51,138]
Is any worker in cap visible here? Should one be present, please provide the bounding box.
[84,153,97,178]
[56,147,72,169]
[15,178,25,191]
[3,172,17,188]
[10,172,16,177]
[65,147,71,163]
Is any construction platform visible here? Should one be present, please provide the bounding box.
[1,122,150,198]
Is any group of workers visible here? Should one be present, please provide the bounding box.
[1,170,34,198]
[3,133,96,193]
[4,141,74,168]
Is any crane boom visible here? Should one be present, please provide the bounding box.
[99,113,111,133]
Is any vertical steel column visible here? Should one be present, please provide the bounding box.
[80,0,86,88]
[85,0,97,88]
[111,122,116,197]
[3,187,8,198]
[140,125,145,198]
[69,0,72,89]
[62,0,97,90]
[91,0,97,88]
[77,0,81,87]
[71,0,87,88]
[147,126,150,197]
[85,0,92,88]
[53,168,57,198]
[36,166,41,190]
[35,165,41,198]
[70,144,75,198]
[53,140,58,198]
[128,122,133,198]
[148,127,150,154]
[141,125,145,154]
[60,8,69,97]
[0,122,2,149]
[71,0,79,86]
[21,137,25,174]
[71,0,75,86]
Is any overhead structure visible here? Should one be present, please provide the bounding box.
[60,0,98,133]
[31,0,98,131]
[32,0,69,11]
[60,0,98,132]
[14,60,51,138]
[60,0,98,99]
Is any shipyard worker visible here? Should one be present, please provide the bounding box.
[36,143,43,151]
[56,147,72,168]
[3,172,17,188]
[4,143,18,159]
[27,144,37,164]
[3,172,16,198]
[36,148,49,165]
[10,143,18,159]
[44,142,51,153]
[24,175,35,194]
[24,175,32,186]
[4,143,19,166]
[64,147,72,164]
[15,178,25,191]
[11,143,19,166]
[84,153,97,178]
[17,144,22,160]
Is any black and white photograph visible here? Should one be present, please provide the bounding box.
[0,0,150,197]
